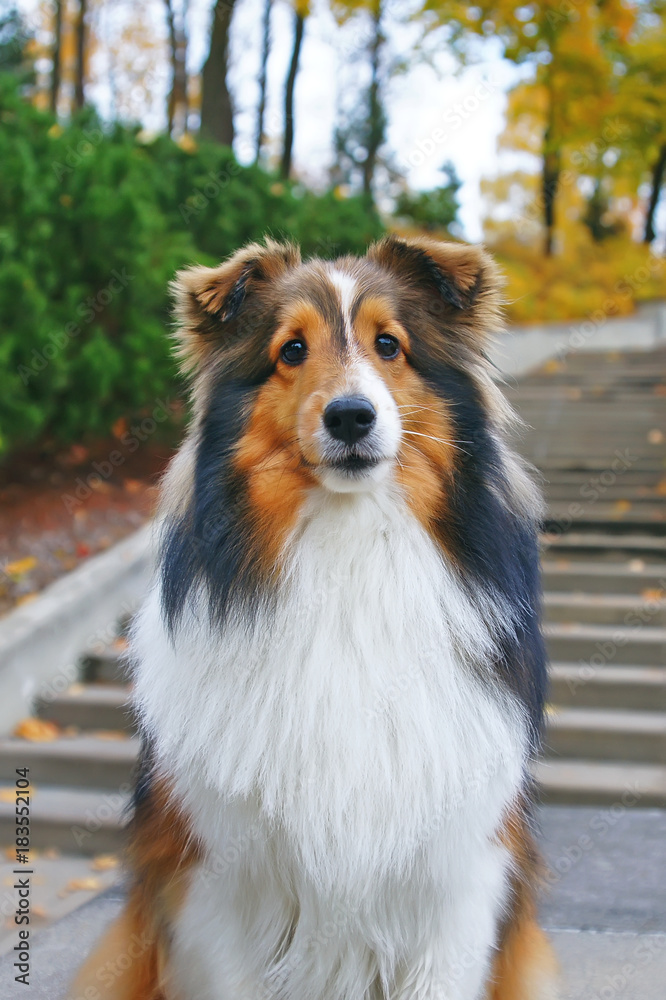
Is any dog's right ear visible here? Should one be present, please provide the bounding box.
[171,239,301,371]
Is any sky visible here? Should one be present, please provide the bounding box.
[17,0,533,242]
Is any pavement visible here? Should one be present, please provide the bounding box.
[0,805,664,998]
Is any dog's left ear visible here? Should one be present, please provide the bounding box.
[367,235,501,345]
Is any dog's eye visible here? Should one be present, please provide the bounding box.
[375,334,400,360]
[280,339,308,365]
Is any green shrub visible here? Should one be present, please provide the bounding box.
[0,78,383,457]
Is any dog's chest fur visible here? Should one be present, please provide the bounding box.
[133,484,526,996]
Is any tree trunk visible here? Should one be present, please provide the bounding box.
[165,0,177,134]
[200,0,237,145]
[644,142,666,244]
[362,2,384,206]
[541,76,560,257]
[74,0,87,111]
[165,0,189,136]
[280,11,305,179]
[255,0,272,162]
[50,0,63,115]
[542,144,560,257]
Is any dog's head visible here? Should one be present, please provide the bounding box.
[173,236,503,504]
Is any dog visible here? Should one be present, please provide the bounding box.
[73,236,558,999]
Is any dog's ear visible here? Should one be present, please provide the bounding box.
[171,239,301,370]
[367,235,502,348]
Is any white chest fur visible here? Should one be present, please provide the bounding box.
[133,484,527,1000]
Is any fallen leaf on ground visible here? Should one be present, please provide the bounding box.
[0,788,16,803]
[31,905,48,920]
[4,556,37,578]
[91,854,119,872]
[42,848,60,860]
[641,589,665,601]
[647,429,664,445]
[59,877,103,896]
[16,593,38,607]
[13,718,60,741]
[92,730,128,741]
[112,417,128,439]
[612,500,632,514]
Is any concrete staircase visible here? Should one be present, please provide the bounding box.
[506,348,666,807]
[0,348,664,854]
[0,644,135,855]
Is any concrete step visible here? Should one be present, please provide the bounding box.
[549,663,666,711]
[545,507,666,531]
[545,707,666,763]
[541,559,666,594]
[545,485,666,502]
[0,735,139,789]
[544,622,666,666]
[35,685,135,733]
[0,785,129,855]
[542,532,666,560]
[81,650,130,685]
[543,592,666,626]
[535,758,666,807]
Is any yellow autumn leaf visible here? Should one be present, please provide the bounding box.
[13,718,60,742]
[4,557,37,578]
[91,855,119,872]
[612,500,632,514]
[16,594,38,608]
[60,877,103,896]
[177,133,198,154]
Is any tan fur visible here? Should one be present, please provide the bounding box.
[69,778,199,1000]
[486,805,560,999]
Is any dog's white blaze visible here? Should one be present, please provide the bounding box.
[328,267,357,338]
[133,486,527,1000]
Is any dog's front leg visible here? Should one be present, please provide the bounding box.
[392,844,511,1000]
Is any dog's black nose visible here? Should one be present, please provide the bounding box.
[323,396,376,445]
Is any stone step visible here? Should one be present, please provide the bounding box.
[541,532,666,560]
[81,650,130,685]
[524,457,664,473]
[0,785,129,855]
[544,485,666,502]
[549,663,666,711]
[543,592,666,626]
[543,516,666,540]
[545,707,666,763]
[35,685,135,733]
[541,560,666,594]
[0,735,139,789]
[534,758,666,807]
[544,622,666,666]
[544,507,666,531]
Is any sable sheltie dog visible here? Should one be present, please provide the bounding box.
[74,236,558,1000]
